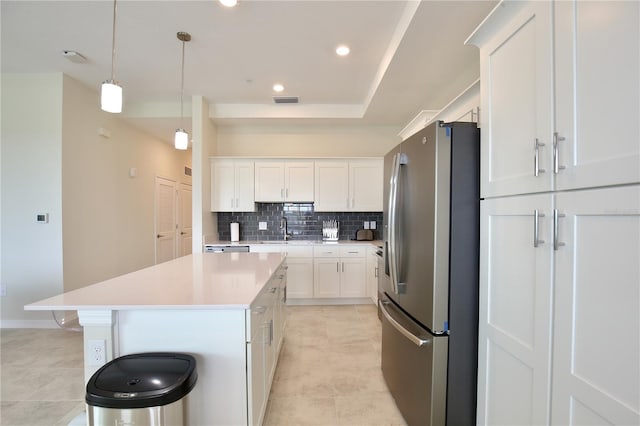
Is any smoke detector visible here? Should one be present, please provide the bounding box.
[62,50,87,64]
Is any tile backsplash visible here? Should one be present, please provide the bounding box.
[217,203,383,241]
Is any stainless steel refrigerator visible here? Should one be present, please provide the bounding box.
[380,121,479,426]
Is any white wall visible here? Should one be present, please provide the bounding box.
[1,73,65,326]
[216,124,400,157]
[1,73,191,326]
[192,96,218,248]
[61,75,191,294]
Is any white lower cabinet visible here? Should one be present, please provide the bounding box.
[313,246,366,298]
[366,246,379,304]
[551,186,640,425]
[478,185,640,425]
[247,264,286,426]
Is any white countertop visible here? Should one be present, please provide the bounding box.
[25,252,286,311]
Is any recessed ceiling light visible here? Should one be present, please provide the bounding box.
[219,0,237,7]
[273,83,284,92]
[336,45,350,56]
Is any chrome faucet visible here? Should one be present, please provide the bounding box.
[280,217,291,240]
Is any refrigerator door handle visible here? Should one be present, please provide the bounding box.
[380,300,430,347]
[388,153,399,294]
[388,153,407,294]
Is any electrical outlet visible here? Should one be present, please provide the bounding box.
[88,339,106,366]
[363,221,370,230]
[258,221,267,230]
[370,221,376,230]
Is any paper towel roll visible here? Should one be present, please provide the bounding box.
[230,222,240,242]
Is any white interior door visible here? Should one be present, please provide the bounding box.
[178,183,192,257]
[552,185,640,425]
[155,176,176,264]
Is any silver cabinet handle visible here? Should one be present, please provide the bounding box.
[553,132,566,174]
[336,262,339,272]
[375,266,379,277]
[380,300,430,347]
[534,138,546,177]
[534,209,545,247]
[286,188,289,199]
[342,262,344,272]
[553,209,566,250]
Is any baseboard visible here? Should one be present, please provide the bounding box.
[286,297,374,306]
[0,319,60,329]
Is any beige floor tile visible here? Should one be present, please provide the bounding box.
[335,393,406,426]
[264,396,338,426]
[1,400,84,426]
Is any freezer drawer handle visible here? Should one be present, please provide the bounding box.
[380,300,430,347]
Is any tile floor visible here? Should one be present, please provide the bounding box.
[1,304,405,426]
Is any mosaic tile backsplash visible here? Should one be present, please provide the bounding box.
[217,203,383,241]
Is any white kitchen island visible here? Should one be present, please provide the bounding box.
[25,252,287,426]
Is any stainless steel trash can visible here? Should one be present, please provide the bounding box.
[86,353,197,426]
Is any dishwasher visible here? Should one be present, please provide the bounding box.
[203,245,250,253]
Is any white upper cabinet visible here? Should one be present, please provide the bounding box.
[554,0,640,190]
[314,159,383,212]
[314,161,350,212]
[467,0,639,198]
[349,160,384,211]
[210,158,255,212]
[468,1,554,198]
[254,160,314,202]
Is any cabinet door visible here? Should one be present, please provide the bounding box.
[313,258,341,298]
[477,193,554,425]
[285,258,314,299]
[247,324,266,426]
[211,159,236,211]
[235,160,255,212]
[314,161,349,212]
[349,160,383,211]
[285,161,314,202]
[551,186,640,425]
[340,258,366,297]
[254,161,284,202]
[478,1,553,198]
[554,1,640,191]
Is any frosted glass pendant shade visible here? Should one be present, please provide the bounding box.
[174,129,189,150]
[101,80,122,113]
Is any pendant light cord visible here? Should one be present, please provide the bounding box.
[110,0,117,81]
[180,38,185,121]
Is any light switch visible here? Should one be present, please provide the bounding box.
[259,221,268,230]
[370,221,376,229]
[36,213,49,223]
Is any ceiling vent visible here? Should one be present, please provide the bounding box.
[273,96,299,104]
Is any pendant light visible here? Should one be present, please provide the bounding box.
[101,0,122,113]
[175,31,191,150]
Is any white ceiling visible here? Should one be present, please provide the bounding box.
[1,0,497,143]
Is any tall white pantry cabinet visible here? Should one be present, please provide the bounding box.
[467,1,639,425]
